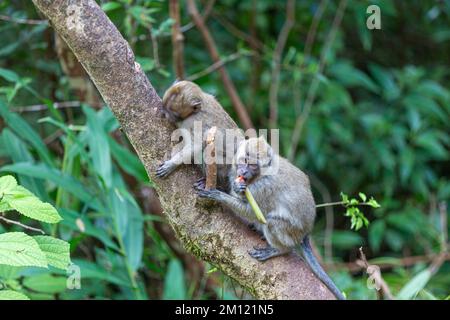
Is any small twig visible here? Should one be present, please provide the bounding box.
[0,215,45,234]
[211,12,265,51]
[0,14,48,25]
[180,0,216,33]
[269,0,295,129]
[310,174,334,263]
[205,126,217,190]
[186,51,248,81]
[13,101,84,112]
[149,27,161,69]
[333,252,450,273]
[303,0,329,61]
[288,0,348,161]
[169,0,185,79]
[187,0,253,130]
[316,201,375,208]
[359,247,394,300]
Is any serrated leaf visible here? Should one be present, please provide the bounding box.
[33,236,70,270]
[0,175,18,195]
[3,186,62,223]
[0,290,29,300]
[0,232,47,268]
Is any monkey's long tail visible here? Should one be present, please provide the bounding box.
[300,235,346,300]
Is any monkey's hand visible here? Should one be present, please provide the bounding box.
[156,160,176,178]
[196,188,223,201]
[232,177,247,195]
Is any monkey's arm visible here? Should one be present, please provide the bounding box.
[196,189,258,222]
[156,136,203,178]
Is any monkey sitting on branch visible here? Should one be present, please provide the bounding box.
[196,136,345,300]
[156,80,243,191]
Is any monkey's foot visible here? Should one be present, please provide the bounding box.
[248,246,284,261]
[193,177,206,190]
[156,161,174,178]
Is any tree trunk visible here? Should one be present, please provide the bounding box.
[31,0,334,300]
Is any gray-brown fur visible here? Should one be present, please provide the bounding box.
[156,80,243,190]
[197,137,345,300]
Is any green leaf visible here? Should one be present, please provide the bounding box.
[0,232,47,268]
[368,220,385,252]
[2,186,62,223]
[0,162,103,211]
[122,202,144,272]
[101,2,122,12]
[0,100,53,166]
[59,209,119,251]
[367,197,381,208]
[0,68,20,82]
[340,192,349,205]
[397,269,432,300]
[0,175,17,194]
[33,236,70,270]
[0,129,49,201]
[358,192,367,202]
[70,259,131,287]
[22,274,67,294]
[0,290,29,300]
[163,259,186,300]
[83,106,112,188]
[108,136,149,183]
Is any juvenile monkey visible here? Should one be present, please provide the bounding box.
[156,80,243,190]
[196,136,345,300]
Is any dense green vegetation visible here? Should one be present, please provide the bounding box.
[0,0,448,300]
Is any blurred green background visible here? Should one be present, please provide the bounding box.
[0,0,448,300]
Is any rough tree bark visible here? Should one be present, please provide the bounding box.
[31,0,334,300]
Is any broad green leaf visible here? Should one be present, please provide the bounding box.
[123,201,144,272]
[329,62,378,93]
[33,236,70,270]
[163,259,186,300]
[0,175,17,194]
[0,232,47,268]
[108,136,149,183]
[0,68,20,82]
[3,186,62,223]
[0,129,48,201]
[58,209,119,251]
[71,259,131,287]
[0,162,102,211]
[368,220,385,252]
[23,274,67,294]
[101,1,122,12]
[0,100,53,166]
[397,269,432,300]
[0,290,29,300]
[83,106,112,187]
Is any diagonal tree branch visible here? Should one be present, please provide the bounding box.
[31,0,334,300]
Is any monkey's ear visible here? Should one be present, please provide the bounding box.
[191,100,202,112]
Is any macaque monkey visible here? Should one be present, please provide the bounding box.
[196,136,345,300]
[156,80,243,190]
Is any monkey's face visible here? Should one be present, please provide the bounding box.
[162,81,202,122]
[233,137,272,194]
